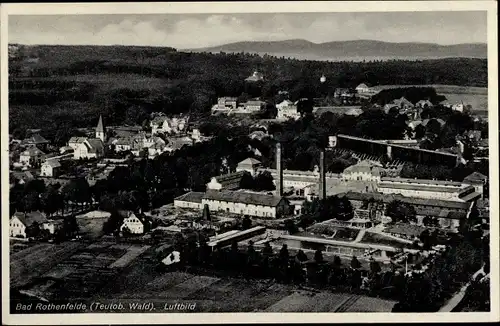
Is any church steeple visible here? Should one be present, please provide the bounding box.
[96,115,106,142]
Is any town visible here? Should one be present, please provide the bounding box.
[8,36,490,313]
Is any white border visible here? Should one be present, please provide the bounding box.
[1,1,498,324]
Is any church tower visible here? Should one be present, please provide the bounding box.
[96,115,106,142]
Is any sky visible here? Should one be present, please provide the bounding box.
[9,11,487,49]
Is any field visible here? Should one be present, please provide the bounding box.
[96,270,396,313]
[12,241,151,302]
[10,242,84,288]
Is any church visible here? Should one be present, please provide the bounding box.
[69,115,106,160]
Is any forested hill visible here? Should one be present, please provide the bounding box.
[9,44,487,143]
[188,39,488,61]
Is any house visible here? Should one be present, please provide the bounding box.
[236,158,262,176]
[206,171,248,191]
[276,100,300,120]
[392,97,415,110]
[150,115,188,135]
[202,190,291,218]
[9,211,53,238]
[416,99,433,109]
[120,211,149,234]
[245,71,264,82]
[73,138,105,159]
[213,97,239,113]
[40,159,61,177]
[68,137,88,151]
[249,130,268,141]
[345,108,364,116]
[242,100,266,112]
[452,103,465,112]
[173,192,205,210]
[19,146,45,167]
[463,172,488,198]
[355,83,371,95]
[341,161,381,182]
[11,171,35,185]
[439,100,452,108]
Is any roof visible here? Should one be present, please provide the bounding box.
[11,211,48,227]
[338,191,470,210]
[378,182,461,193]
[203,190,286,207]
[393,97,414,107]
[345,108,364,116]
[85,138,104,153]
[380,177,463,187]
[463,172,488,183]
[43,159,61,168]
[69,137,87,144]
[11,171,35,181]
[422,118,445,127]
[21,146,45,156]
[237,158,261,167]
[211,171,247,189]
[174,191,205,203]
[96,115,105,133]
[23,134,49,145]
[416,99,433,106]
[356,83,370,89]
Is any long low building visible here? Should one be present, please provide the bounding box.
[174,190,291,219]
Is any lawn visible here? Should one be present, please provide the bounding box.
[359,232,409,249]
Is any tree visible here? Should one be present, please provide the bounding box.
[350,256,361,270]
[25,221,41,239]
[63,215,79,237]
[41,186,64,217]
[202,204,211,222]
[242,216,252,230]
[369,258,382,275]
[253,171,276,191]
[239,171,255,190]
[295,249,308,263]
[284,219,299,234]
[314,249,324,264]
[385,200,416,224]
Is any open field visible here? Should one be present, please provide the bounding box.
[10,242,84,288]
[95,269,396,313]
[12,240,151,302]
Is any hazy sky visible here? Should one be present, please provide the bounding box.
[9,11,487,48]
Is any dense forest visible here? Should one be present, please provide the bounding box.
[9,45,487,141]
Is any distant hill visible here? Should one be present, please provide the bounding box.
[187,39,487,61]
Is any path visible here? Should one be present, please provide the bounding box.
[438,265,485,312]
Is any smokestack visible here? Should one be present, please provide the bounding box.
[319,150,326,200]
[276,143,283,197]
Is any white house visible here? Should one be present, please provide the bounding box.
[276,100,300,120]
[40,159,61,177]
[150,115,187,135]
[452,103,465,112]
[9,211,55,238]
[19,146,45,167]
[73,138,105,159]
[68,137,87,151]
[173,192,205,210]
[341,160,381,182]
[120,211,148,234]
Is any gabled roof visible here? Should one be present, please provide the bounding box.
[237,158,261,167]
[422,118,445,127]
[69,137,87,144]
[85,138,104,153]
[463,172,488,183]
[22,146,45,156]
[174,191,205,203]
[43,159,61,168]
[11,211,48,227]
[203,190,286,207]
[23,134,49,145]
[356,83,370,89]
[343,160,379,176]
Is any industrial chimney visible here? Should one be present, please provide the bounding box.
[319,150,326,200]
[276,143,283,197]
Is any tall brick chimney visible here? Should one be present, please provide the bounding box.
[319,150,326,200]
[276,142,283,197]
